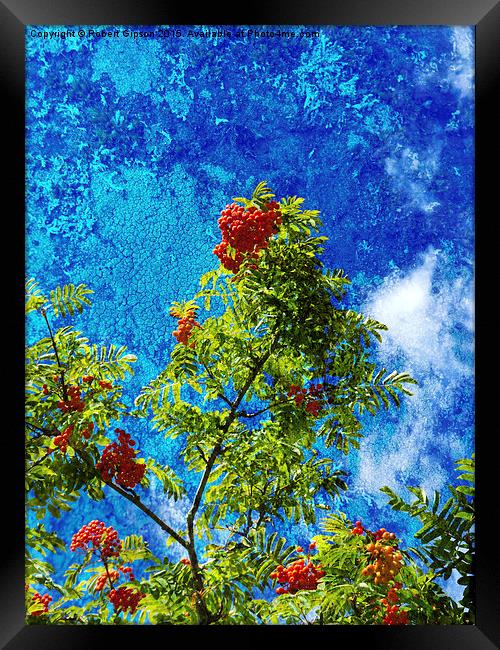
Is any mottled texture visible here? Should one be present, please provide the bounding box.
[26,25,474,603]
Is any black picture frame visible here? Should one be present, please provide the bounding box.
[3,0,498,647]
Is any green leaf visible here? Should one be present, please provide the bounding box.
[50,283,93,318]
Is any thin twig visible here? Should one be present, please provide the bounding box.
[26,448,54,472]
[237,397,294,419]
[40,307,68,401]
[201,361,233,408]
[25,420,57,439]
[102,557,117,589]
[195,445,208,464]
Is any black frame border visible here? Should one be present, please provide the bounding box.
[3,0,499,647]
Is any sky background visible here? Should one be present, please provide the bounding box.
[25,25,474,606]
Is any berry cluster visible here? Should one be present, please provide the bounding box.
[108,587,146,615]
[361,531,403,586]
[119,565,135,580]
[288,383,331,416]
[95,565,135,591]
[81,422,94,440]
[213,201,282,272]
[96,429,146,488]
[271,543,324,595]
[53,424,74,453]
[70,521,145,617]
[96,570,120,592]
[272,559,325,595]
[380,583,409,625]
[350,521,408,623]
[57,385,85,413]
[373,527,396,541]
[382,604,410,625]
[48,375,113,414]
[351,520,364,535]
[70,520,122,559]
[52,421,95,453]
[170,306,200,347]
[31,591,52,616]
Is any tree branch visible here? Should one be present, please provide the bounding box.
[186,347,272,539]
[25,420,57,439]
[102,557,117,589]
[26,448,54,472]
[40,307,68,401]
[184,345,274,623]
[103,479,189,550]
[236,396,295,419]
[186,443,222,543]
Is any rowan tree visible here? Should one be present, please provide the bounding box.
[24,182,473,625]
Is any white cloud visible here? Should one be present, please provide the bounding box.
[366,248,473,374]
[448,27,474,98]
[414,27,474,99]
[353,249,474,496]
[385,145,442,214]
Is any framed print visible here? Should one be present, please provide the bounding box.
[2,0,499,646]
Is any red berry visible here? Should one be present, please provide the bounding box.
[96,431,146,489]
[213,200,282,273]
[108,587,145,615]
[30,591,52,616]
[272,557,324,596]
[70,520,122,559]
[56,385,85,413]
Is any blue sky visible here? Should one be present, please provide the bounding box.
[26,25,474,604]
